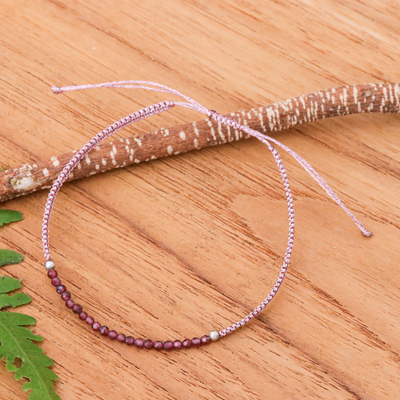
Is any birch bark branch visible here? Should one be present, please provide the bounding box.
[1,82,399,203]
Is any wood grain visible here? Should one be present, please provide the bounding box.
[0,1,400,399]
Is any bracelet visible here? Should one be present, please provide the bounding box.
[42,80,371,350]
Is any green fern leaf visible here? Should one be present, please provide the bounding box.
[0,276,61,400]
[0,249,24,267]
[0,210,23,227]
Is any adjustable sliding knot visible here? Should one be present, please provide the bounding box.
[207,109,242,130]
[207,109,217,118]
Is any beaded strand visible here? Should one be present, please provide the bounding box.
[45,267,215,349]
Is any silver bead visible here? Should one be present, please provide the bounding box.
[209,330,220,342]
[45,261,55,271]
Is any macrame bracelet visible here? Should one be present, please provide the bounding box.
[42,80,372,350]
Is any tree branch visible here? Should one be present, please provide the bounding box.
[1,83,399,203]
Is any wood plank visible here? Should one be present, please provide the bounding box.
[0,0,399,399]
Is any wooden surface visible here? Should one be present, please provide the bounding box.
[0,1,400,399]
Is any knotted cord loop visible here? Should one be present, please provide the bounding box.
[44,80,371,340]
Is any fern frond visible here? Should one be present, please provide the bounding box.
[0,210,23,227]
[0,276,61,400]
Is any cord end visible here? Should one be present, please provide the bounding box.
[362,229,373,237]
[52,86,63,94]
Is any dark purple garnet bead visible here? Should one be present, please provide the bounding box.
[173,340,182,349]
[154,341,163,350]
[182,339,192,348]
[79,312,88,321]
[61,291,71,301]
[125,336,134,345]
[92,322,101,331]
[117,334,126,343]
[200,335,211,345]
[134,338,144,348]
[56,285,66,294]
[65,299,75,309]
[72,304,83,314]
[163,341,173,350]
[99,326,109,336]
[108,330,118,340]
[86,316,94,325]
[191,337,201,347]
[47,270,58,279]
[143,340,154,349]
[51,277,61,287]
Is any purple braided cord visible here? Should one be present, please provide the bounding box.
[43,80,371,340]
